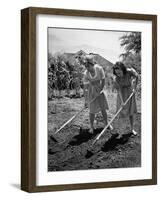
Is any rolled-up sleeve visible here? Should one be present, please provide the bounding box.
[128,68,138,78]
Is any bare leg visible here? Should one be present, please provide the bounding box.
[59,90,63,98]
[129,115,134,130]
[101,109,107,125]
[66,88,70,97]
[129,115,137,135]
[101,109,113,130]
[89,113,95,133]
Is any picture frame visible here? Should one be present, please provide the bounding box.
[21,7,157,192]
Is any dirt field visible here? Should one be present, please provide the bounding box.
[48,90,141,171]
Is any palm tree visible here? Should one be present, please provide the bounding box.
[119,32,141,73]
[120,32,141,58]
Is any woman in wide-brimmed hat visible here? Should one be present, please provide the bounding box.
[83,55,113,133]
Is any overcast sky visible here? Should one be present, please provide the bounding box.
[48,28,128,63]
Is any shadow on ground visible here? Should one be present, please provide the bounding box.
[101,132,133,152]
[68,127,103,146]
[85,131,132,159]
[50,128,133,156]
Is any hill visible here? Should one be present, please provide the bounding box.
[62,50,114,75]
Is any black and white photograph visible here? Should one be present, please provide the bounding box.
[20,7,157,192]
[48,27,141,172]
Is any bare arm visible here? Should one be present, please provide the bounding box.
[83,83,89,107]
[129,68,139,91]
[100,66,106,92]
[83,84,89,101]
[83,71,89,107]
[101,79,105,91]
[131,77,138,93]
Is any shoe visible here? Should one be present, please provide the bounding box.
[89,128,94,134]
[107,124,113,131]
[115,133,122,139]
[131,129,138,136]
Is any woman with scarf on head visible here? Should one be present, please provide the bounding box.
[83,55,113,134]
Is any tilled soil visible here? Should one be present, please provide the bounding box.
[48,92,141,171]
